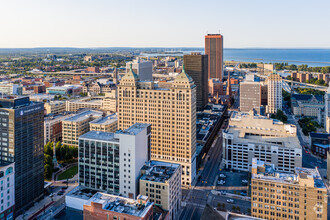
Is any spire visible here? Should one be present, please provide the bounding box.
[226,71,232,96]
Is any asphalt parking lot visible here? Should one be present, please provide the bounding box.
[217,170,249,188]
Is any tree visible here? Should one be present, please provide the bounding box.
[44,154,53,166]
[271,109,288,123]
[44,142,53,157]
[236,206,240,213]
[44,164,52,180]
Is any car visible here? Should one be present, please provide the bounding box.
[62,186,68,190]
[219,174,226,178]
[241,179,248,183]
[57,191,64,196]
[240,192,247,196]
[220,191,226,195]
[227,199,234,204]
[218,180,225,185]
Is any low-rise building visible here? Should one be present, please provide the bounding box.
[46,85,82,96]
[78,123,151,199]
[0,83,22,95]
[102,90,117,113]
[84,193,153,220]
[139,161,181,220]
[89,113,118,132]
[309,132,330,159]
[44,113,72,145]
[291,94,324,124]
[62,110,103,147]
[0,163,15,220]
[66,96,103,112]
[82,82,114,95]
[251,158,328,220]
[44,101,66,115]
[223,111,302,173]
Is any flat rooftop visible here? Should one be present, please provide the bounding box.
[90,113,118,125]
[79,130,117,142]
[87,192,152,218]
[68,96,103,104]
[44,112,72,121]
[140,161,180,183]
[116,123,150,136]
[63,110,103,122]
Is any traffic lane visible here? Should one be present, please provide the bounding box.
[302,149,326,169]
[211,194,251,213]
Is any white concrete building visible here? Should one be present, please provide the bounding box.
[0,163,15,219]
[223,111,302,173]
[78,123,151,199]
[0,83,22,95]
[126,58,153,81]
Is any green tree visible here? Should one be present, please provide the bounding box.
[44,164,52,180]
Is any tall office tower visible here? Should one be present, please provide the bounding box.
[251,158,328,220]
[240,82,262,113]
[118,66,196,186]
[79,123,151,199]
[266,74,282,114]
[205,34,223,80]
[126,57,153,81]
[325,87,330,133]
[223,111,301,173]
[183,52,208,110]
[0,96,44,212]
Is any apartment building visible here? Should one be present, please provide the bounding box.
[66,96,104,112]
[223,111,302,173]
[83,193,153,220]
[44,101,66,114]
[266,74,282,114]
[89,113,118,133]
[251,158,328,220]
[0,163,15,220]
[62,110,103,147]
[78,123,151,199]
[118,66,197,186]
[44,113,72,145]
[139,161,181,220]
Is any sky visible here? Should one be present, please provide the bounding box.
[0,0,329,48]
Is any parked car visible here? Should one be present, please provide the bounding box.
[57,191,64,196]
[240,192,247,196]
[241,179,248,184]
[220,191,226,195]
[227,199,234,204]
[219,174,226,178]
[218,180,225,185]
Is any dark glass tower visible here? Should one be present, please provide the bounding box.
[0,96,44,213]
[183,52,208,110]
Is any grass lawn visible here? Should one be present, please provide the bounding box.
[58,165,78,180]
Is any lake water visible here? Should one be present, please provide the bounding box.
[142,49,330,67]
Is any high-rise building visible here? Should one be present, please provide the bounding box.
[0,96,44,212]
[78,123,151,199]
[325,86,330,133]
[183,52,208,110]
[126,58,153,81]
[266,74,283,114]
[0,163,15,219]
[118,66,196,186]
[205,34,223,80]
[240,82,263,114]
[139,161,181,220]
[251,158,328,220]
[223,111,302,173]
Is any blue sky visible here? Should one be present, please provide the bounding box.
[0,0,329,48]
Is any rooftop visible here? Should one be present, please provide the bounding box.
[86,192,153,218]
[79,130,117,142]
[116,123,150,136]
[140,161,180,183]
[89,113,118,125]
[252,159,326,189]
[63,110,103,122]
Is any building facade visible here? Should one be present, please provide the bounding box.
[183,52,208,110]
[126,58,153,81]
[251,158,328,220]
[240,82,263,114]
[62,110,103,147]
[139,161,181,220]
[89,113,118,133]
[118,67,197,186]
[44,101,66,115]
[0,96,44,212]
[0,163,15,220]
[79,124,151,199]
[44,113,72,145]
[266,74,282,114]
[223,111,302,173]
[291,94,324,124]
[325,87,330,133]
[205,34,223,80]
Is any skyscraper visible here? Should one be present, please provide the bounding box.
[325,86,330,133]
[266,74,283,114]
[118,66,196,187]
[183,52,208,110]
[240,82,262,113]
[0,96,44,212]
[205,34,223,81]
